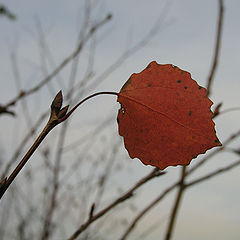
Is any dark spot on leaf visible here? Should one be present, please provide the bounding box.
[198,86,202,90]
[214,139,220,143]
[184,86,188,89]
[188,111,192,116]
[117,117,119,124]
[161,136,166,141]
[177,80,181,83]
[148,83,152,87]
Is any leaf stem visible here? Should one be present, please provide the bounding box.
[59,91,119,122]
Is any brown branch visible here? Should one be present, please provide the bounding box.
[187,129,240,175]
[40,126,65,240]
[0,90,118,201]
[0,91,67,200]
[120,179,178,240]
[67,168,165,240]
[206,0,224,96]
[119,127,240,239]
[0,4,16,20]
[1,111,49,179]
[82,2,170,94]
[40,6,93,237]
[186,159,240,188]
[0,105,15,116]
[94,141,121,209]
[119,168,186,240]
[164,166,186,240]
[1,13,112,115]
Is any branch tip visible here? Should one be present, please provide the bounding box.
[58,105,69,119]
[51,90,63,113]
[89,203,95,219]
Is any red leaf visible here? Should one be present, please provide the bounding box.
[117,61,221,170]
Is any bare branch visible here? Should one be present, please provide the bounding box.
[0,91,67,200]
[1,13,112,115]
[67,168,165,240]
[187,129,240,175]
[164,166,186,240]
[120,179,178,240]
[206,0,224,96]
[186,159,240,188]
[0,4,16,20]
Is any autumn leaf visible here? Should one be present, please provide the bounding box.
[117,61,221,170]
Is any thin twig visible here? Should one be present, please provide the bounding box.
[164,166,186,240]
[40,5,93,238]
[122,158,240,240]
[1,13,112,115]
[120,179,178,240]
[0,111,49,179]
[206,0,224,97]
[0,90,119,201]
[187,129,240,175]
[0,92,66,200]
[186,159,240,188]
[119,128,240,239]
[67,168,165,240]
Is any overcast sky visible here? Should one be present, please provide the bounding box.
[0,1,240,240]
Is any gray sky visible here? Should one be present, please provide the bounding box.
[0,0,240,239]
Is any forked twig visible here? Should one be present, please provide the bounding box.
[67,168,165,240]
[0,91,118,200]
[0,13,112,116]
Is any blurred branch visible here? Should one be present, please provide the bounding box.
[120,179,178,240]
[0,5,16,20]
[186,159,240,188]
[10,49,33,127]
[0,13,112,116]
[35,17,66,91]
[0,91,68,200]
[206,0,224,96]
[1,111,49,179]
[80,1,170,95]
[164,166,186,240]
[94,141,121,209]
[217,107,240,117]
[0,105,15,116]
[120,127,240,239]
[39,3,93,237]
[67,168,165,240]
[188,129,240,175]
